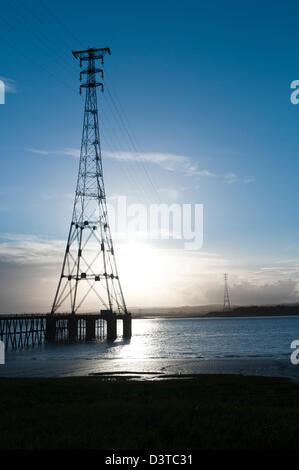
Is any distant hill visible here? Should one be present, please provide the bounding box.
[131,304,223,317]
[206,304,299,317]
[131,303,299,318]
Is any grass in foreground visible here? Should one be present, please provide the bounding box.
[0,374,298,450]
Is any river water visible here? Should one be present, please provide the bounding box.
[1,316,299,381]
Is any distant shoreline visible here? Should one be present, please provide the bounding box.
[132,303,299,319]
[2,306,299,319]
[133,311,299,319]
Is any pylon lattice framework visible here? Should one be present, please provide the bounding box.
[223,273,231,312]
[51,47,127,315]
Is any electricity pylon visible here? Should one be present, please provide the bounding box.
[51,48,127,315]
[223,273,231,312]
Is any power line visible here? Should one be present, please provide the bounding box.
[2,0,164,206]
[24,0,164,205]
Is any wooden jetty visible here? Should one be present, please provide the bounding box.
[0,311,132,350]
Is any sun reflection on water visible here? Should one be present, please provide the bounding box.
[113,319,159,359]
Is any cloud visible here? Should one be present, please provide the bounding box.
[26,148,216,179]
[61,148,80,158]
[195,170,215,177]
[104,150,183,166]
[94,151,254,185]
[224,174,256,185]
[0,76,17,93]
[0,234,64,265]
[103,150,214,179]
[26,148,51,156]
[0,236,229,312]
[0,233,298,312]
[224,279,299,305]
[26,148,80,158]
[26,148,254,185]
[224,172,237,184]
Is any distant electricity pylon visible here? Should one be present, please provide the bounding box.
[223,273,231,312]
[51,48,127,315]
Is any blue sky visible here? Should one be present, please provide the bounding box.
[1,0,299,312]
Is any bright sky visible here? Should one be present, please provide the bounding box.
[0,0,299,312]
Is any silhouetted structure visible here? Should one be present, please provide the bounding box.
[49,48,131,342]
[0,49,132,350]
[223,273,231,312]
[0,312,131,350]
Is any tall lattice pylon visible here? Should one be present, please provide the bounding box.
[51,47,127,315]
[223,273,231,312]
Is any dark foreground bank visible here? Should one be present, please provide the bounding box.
[0,374,299,450]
